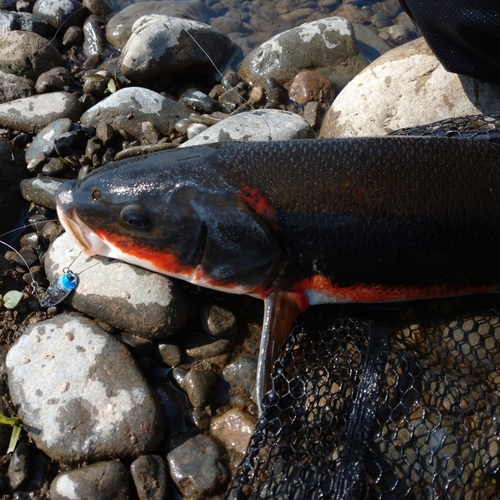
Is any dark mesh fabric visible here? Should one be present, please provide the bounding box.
[228,297,500,499]
[399,0,500,83]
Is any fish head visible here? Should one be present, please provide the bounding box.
[56,146,282,295]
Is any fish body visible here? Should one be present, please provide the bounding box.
[56,136,500,409]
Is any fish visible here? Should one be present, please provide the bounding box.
[55,136,500,412]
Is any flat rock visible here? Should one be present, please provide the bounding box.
[0,92,82,134]
[33,0,87,29]
[0,71,34,104]
[20,176,64,209]
[0,30,64,80]
[25,118,73,163]
[320,37,500,138]
[0,10,52,37]
[6,315,164,464]
[239,17,368,90]
[119,15,234,84]
[45,232,189,339]
[179,109,314,147]
[80,86,191,138]
[50,461,132,500]
[106,0,206,50]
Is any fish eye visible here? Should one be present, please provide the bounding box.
[120,205,150,229]
[92,189,102,200]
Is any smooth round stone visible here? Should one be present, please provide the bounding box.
[184,366,219,408]
[0,10,52,37]
[201,303,238,337]
[80,87,191,138]
[319,37,500,138]
[45,232,189,339]
[20,176,64,210]
[119,15,234,84]
[210,408,256,473]
[239,17,368,89]
[0,92,82,134]
[83,15,108,58]
[50,461,132,500]
[167,434,229,498]
[185,333,232,358]
[82,0,118,17]
[289,70,334,104]
[130,455,169,500]
[106,0,207,50]
[6,315,164,463]
[25,118,73,163]
[186,122,208,139]
[0,31,64,80]
[0,71,34,104]
[54,128,89,156]
[35,66,72,93]
[179,89,220,114]
[33,0,86,28]
[179,109,314,147]
[223,354,258,400]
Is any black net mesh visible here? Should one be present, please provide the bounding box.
[228,297,500,499]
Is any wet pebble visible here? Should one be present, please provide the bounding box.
[82,0,118,18]
[119,15,234,84]
[152,378,189,433]
[289,70,334,104]
[210,408,256,473]
[223,354,258,401]
[201,303,238,338]
[179,89,220,114]
[8,440,30,490]
[157,342,182,367]
[33,0,87,28]
[130,455,169,500]
[186,122,208,139]
[25,117,73,163]
[302,100,322,128]
[6,315,164,463]
[35,66,72,93]
[0,92,82,134]
[106,0,207,49]
[185,333,232,359]
[19,176,64,209]
[167,434,229,498]
[45,232,189,338]
[80,86,191,139]
[179,108,314,146]
[184,366,219,409]
[50,461,132,500]
[0,10,52,36]
[83,15,108,58]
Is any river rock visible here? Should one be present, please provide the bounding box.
[167,434,229,498]
[25,118,72,163]
[50,461,132,499]
[80,87,191,138]
[0,137,25,237]
[0,71,34,103]
[184,366,219,409]
[20,176,64,209]
[106,0,207,50]
[45,232,189,339]
[33,0,87,29]
[82,0,118,18]
[320,37,500,138]
[179,109,314,147]
[239,17,368,90]
[210,408,256,473]
[0,92,82,134]
[35,66,72,93]
[0,30,64,80]
[130,455,169,500]
[222,354,258,402]
[118,15,234,84]
[0,10,52,37]
[6,315,164,463]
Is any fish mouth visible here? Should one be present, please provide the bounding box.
[56,181,108,255]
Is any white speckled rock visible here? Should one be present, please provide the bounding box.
[0,92,82,134]
[45,232,189,339]
[320,37,500,138]
[179,109,314,147]
[6,315,164,463]
[80,86,191,138]
[119,15,234,83]
[20,176,64,209]
[239,17,368,89]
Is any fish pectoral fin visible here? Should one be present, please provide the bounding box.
[256,291,308,415]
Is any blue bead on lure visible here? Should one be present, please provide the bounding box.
[39,268,78,307]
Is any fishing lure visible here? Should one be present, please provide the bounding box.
[38,267,78,308]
